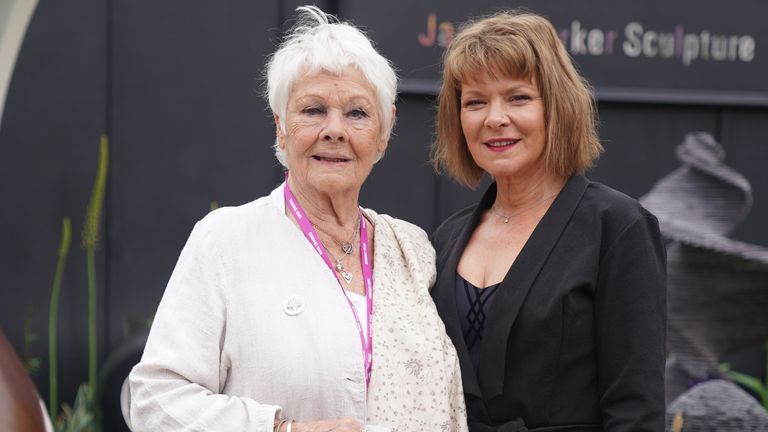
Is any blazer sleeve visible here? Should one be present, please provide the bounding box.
[129,218,281,432]
[595,214,667,432]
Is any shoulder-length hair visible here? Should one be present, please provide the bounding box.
[433,10,603,188]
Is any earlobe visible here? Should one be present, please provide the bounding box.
[273,114,285,149]
[378,139,389,155]
[379,104,396,152]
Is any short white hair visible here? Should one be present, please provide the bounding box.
[265,6,398,167]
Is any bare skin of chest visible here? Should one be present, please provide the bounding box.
[457,210,544,288]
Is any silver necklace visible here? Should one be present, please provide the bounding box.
[313,217,360,284]
[324,246,354,284]
[314,217,360,255]
[491,192,558,223]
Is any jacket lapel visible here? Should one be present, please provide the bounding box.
[478,175,589,400]
[433,185,498,400]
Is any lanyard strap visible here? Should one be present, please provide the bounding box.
[284,178,374,388]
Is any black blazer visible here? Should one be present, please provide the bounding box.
[431,176,666,432]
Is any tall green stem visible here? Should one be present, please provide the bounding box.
[87,249,97,401]
[48,217,71,420]
[82,135,109,416]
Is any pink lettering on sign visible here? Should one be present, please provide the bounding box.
[418,12,455,48]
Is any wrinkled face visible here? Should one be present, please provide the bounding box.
[459,72,547,181]
[275,67,389,197]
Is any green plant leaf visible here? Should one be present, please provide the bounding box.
[23,305,40,375]
[24,357,41,374]
[724,370,765,394]
[56,384,95,432]
[49,216,72,419]
[82,135,108,409]
[82,135,108,250]
[720,356,768,412]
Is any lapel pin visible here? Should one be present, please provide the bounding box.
[283,295,306,316]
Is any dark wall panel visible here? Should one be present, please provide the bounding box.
[589,103,719,198]
[435,175,491,233]
[0,0,107,403]
[108,1,282,349]
[721,107,768,246]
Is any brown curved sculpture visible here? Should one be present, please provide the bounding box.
[0,328,45,432]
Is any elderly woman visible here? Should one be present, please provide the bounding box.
[430,11,666,432]
[128,6,467,432]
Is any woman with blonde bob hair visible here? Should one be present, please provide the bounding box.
[129,6,467,432]
[434,12,601,187]
[431,10,666,432]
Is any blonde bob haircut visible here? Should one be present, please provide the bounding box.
[433,10,603,188]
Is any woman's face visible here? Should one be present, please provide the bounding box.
[460,72,548,181]
[276,67,389,197]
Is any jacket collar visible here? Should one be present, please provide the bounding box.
[433,175,589,401]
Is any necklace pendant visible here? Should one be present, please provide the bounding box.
[341,270,353,284]
[504,217,510,223]
[335,262,344,272]
[341,243,354,255]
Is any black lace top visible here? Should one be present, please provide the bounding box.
[455,273,501,371]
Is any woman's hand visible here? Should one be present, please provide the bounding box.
[286,418,363,432]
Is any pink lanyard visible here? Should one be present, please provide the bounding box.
[284,178,374,388]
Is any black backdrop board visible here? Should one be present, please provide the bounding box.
[589,104,720,197]
[341,0,767,105]
[721,107,768,245]
[0,0,108,409]
[108,0,282,358]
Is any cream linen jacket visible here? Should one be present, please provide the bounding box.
[129,183,467,432]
